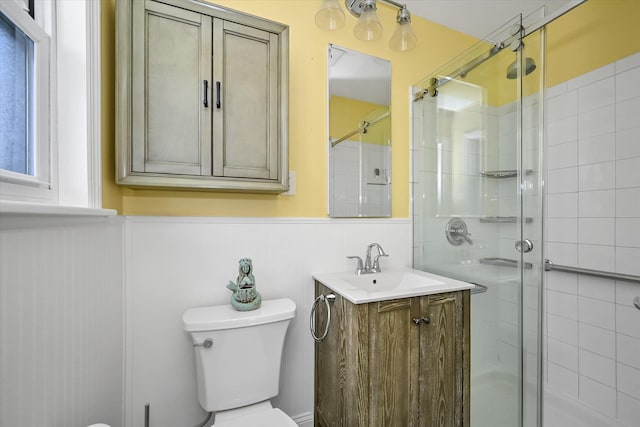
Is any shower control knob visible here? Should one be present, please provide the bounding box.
[516,239,534,253]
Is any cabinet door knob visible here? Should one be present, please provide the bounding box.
[412,317,431,325]
[421,317,431,324]
[412,318,422,325]
[203,80,209,108]
[216,81,221,109]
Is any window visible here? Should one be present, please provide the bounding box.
[0,0,102,209]
[0,14,34,176]
[0,0,51,202]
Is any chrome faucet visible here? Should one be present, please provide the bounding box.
[347,243,388,274]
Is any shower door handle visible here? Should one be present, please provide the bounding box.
[516,239,534,253]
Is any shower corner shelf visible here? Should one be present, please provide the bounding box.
[480,169,534,178]
[479,257,533,269]
[480,216,534,224]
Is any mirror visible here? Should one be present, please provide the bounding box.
[328,45,391,217]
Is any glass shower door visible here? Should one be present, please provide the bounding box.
[412,14,543,427]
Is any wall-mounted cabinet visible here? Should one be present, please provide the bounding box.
[314,282,470,427]
[116,0,289,193]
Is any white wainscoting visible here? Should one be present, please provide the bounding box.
[0,215,125,427]
[124,216,412,427]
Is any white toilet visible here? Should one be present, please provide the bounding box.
[183,298,297,426]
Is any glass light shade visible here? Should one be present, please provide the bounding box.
[315,0,346,31]
[353,7,383,41]
[389,21,417,51]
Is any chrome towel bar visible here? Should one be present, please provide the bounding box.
[544,259,640,284]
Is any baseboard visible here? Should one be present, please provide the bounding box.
[292,411,313,427]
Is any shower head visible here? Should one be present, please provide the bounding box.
[506,57,537,79]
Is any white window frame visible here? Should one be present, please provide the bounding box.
[0,0,102,210]
[0,0,52,201]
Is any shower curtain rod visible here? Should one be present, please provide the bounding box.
[413,0,586,101]
[331,111,390,147]
[544,259,640,284]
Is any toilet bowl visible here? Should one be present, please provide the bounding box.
[183,298,297,426]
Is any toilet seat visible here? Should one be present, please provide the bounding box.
[213,407,297,427]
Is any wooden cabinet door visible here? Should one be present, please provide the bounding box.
[212,19,279,180]
[131,0,212,175]
[419,292,467,427]
[368,298,421,427]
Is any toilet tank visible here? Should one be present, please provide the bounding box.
[183,298,296,412]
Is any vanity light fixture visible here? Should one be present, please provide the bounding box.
[315,0,417,51]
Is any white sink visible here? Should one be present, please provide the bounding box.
[312,268,474,304]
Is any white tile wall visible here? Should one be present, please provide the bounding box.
[544,52,640,427]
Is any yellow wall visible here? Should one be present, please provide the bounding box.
[545,0,640,88]
[101,0,477,217]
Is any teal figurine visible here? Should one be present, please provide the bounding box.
[226,258,262,311]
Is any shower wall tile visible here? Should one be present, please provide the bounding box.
[547,193,578,217]
[577,276,615,302]
[546,271,578,294]
[579,376,617,418]
[547,115,578,146]
[616,221,640,248]
[579,349,616,387]
[547,313,578,345]
[547,362,579,398]
[577,244,615,271]
[616,305,640,339]
[617,334,640,370]
[545,53,640,424]
[578,132,615,165]
[616,128,640,159]
[578,104,615,139]
[617,97,640,131]
[617,392,640,427]
[578,161,615,191]
[616,65,640,101]
[617,281,640,307]
[547,167,578,193]
[547,141,577,170]
[547,90,577,119]
[547,218,578,243]
[546,242,578,265]
[616,157,640,188]
[578,190,615,217]
[547,337,578,370]
[547,290,578,319]
[616,247,640,275]
[579,323,616,359]
[616,188,640,217]
[578,77,615,113]
[617,364,640,400]
[578,296,616,330]
[578,218,615,245]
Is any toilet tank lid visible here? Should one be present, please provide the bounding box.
[183,298,296,332]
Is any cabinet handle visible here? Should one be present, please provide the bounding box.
[216,81,221,109]
[412,317,431,325]
[412,318,422,325]
[421,317,431,324]
[203,80,209,108]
